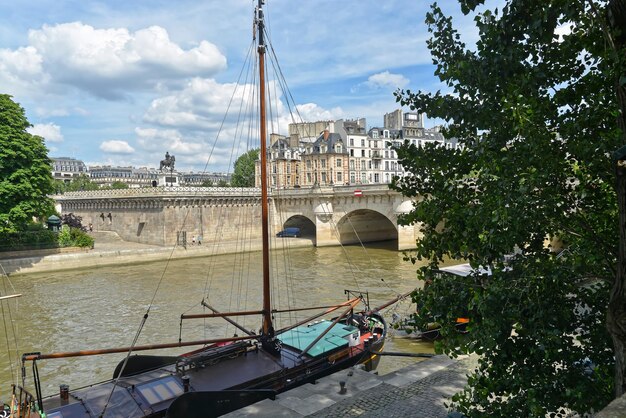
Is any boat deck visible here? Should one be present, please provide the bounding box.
[42,322,363,417]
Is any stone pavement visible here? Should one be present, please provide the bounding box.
[224,355,474,417]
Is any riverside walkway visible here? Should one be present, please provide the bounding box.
[225,355,473,417]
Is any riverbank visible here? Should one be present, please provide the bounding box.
[0,231,315,275]
[225,354,474,417]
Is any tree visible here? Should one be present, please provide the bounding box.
[0,94,55,234]
[109,181,129,190]
[390,0,626,415]
[61,212,86,231]
[66,174,99,191]
[231,149,259,187]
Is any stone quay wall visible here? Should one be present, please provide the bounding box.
[57,187,264,246]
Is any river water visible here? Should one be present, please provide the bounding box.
[0,242,438,399]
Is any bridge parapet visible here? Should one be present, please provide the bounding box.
[57,186,261,200]
[56,184,395,201]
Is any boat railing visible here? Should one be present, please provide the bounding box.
[9,384,40,418]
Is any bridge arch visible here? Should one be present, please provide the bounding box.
[335,209,397,246]
[278,215,316,237]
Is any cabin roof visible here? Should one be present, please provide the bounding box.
[279,320,357,357]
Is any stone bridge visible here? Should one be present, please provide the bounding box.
[55,184,420,251]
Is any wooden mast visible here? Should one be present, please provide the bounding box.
[257,0,273,340]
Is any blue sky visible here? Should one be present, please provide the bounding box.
[0,0,479,173]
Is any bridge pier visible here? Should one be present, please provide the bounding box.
[397,223,420,251]
[315,216,341,247]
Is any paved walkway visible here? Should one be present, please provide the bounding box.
[224,355,474,417]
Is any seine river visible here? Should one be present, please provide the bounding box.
[0,243,438,399]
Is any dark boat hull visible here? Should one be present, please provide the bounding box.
[165,333,385,418]
[31,315,386,418]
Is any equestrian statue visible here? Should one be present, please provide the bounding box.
[160,152,176,171]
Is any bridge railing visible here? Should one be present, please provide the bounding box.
[56,187,262,199]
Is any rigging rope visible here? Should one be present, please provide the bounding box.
[0,263,19,389]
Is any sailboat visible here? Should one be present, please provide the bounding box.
[5,2,407,417]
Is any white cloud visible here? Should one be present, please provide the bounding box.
[365,71,410,90]
[135,127,203,155]
[100,140,135,154]
[27,123,63,142]
[143,78,255,129]
[0,22,227,100]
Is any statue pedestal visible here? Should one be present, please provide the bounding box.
[158,171,180,187]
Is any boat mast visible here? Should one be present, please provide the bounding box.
[257,0,274,341]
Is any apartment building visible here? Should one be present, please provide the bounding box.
[300,130,349,187]
[51,157,88,183]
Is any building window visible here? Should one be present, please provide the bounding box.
[374,173,380,183]
[336,158,342,168]
[337,172,342,182]
[350,150,354,156]
[321,159,326,168]
[350,138,354,146]
[361,139,365,147]
[361,150,365,157]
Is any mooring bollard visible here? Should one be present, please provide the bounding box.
[59,384,69,404]
[339,381,347,395]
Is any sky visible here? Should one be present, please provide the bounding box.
[0,0,481,173]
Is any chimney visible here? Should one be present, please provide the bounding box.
[323,130,329,141]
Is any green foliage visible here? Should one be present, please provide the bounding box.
[200,179,214,187]
[231,149,259,187]
[0,222,57,251]
[57,225,93,248]
[57,225,72,247]
[0,94,55,233]
[109,181,129,189]
[391,0,625,415]
[53,179,68,194]
[64,174,99,191]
